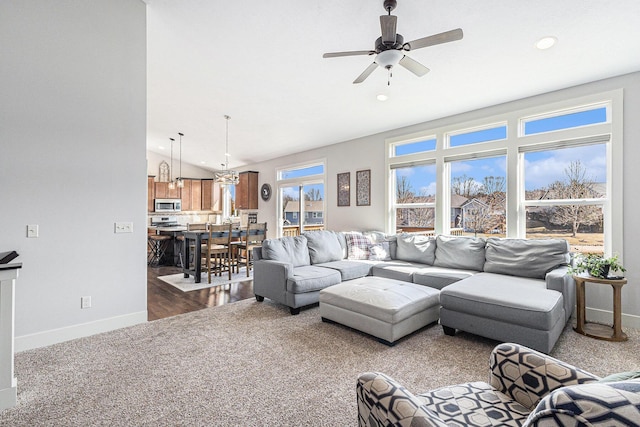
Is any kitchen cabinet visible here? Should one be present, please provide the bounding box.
[179,179,201,211]
[190,179,202,211]
[148,176,155,212]
[202,179,223,211]
[236,171,258,210]
[154,182,180,199]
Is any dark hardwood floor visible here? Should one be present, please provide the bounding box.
[147,265,255,321]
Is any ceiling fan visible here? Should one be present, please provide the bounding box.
[323,0,463,84]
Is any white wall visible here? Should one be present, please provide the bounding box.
[243,72,640,327]
[0,0,148,350]
[147,150,215,180]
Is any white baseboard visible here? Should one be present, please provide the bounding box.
[585,307,640,329]
[15,311,148,352]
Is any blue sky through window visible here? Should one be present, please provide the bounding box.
[450,126,507,147]
[524,107,606,135]
[280,164,324,179]
[394,138,436,156]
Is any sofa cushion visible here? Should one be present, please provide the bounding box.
[484,238,570,279]
[412,266,478,290]
[396,234,437,265]
[315,260,373,281]
[440,272,564,330]
[434,235,486,271]
[370,260,428,283]
[345,232,372,260]
[262,235,311,267]
[369,241,392,261]
[304,230,344,264]
[286,265,342,293]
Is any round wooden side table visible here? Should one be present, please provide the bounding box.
[573,274,628,341]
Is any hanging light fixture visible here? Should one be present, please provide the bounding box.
[176,132,185,188]
[215,115,239,185]
[168,137,176,190]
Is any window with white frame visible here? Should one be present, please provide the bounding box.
[277,161,325,236]
[386,92,622,256]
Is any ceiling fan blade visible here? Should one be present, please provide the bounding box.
[353,62,378,84]
[404,28,463,51]
[399,55,430,77]
[380,15,397,45]
[323,50,375,58]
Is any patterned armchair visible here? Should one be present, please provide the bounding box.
[357,342,640,426]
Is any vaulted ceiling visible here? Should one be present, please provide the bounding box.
[145,0,640,171]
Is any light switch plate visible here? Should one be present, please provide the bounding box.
[114,222,133,233]
[27,224,39,238]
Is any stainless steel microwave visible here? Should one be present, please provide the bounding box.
[154,198,182,212]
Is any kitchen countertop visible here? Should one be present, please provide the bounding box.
[148,226,187,232]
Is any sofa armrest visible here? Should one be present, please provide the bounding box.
[489,343,600,411]
[253,259,294,302]
[524,380,640,426]
[357,372,448,427]
[545,266,575,321]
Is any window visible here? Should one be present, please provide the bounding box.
[449,155,506,236]
[523,143,606,253]
[522,105,607,136]
[447,124,507,147]
[277,161,325,237]
[386,91,620,255]
[392,138,436,156]
[392,163,436,231]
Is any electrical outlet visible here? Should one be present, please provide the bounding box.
[114,222,133,233]
[81,296,91,309]
[27,224,39,238]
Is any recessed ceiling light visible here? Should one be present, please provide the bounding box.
[200,161,206,164]
[377,94,389,102]
[535,36,557,50]
[159,146,165,150]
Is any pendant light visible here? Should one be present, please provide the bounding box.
[168,137,176,190]
[215,115,239,185]
[176,132,184,188]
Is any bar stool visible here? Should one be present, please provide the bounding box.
[148,234,172,266]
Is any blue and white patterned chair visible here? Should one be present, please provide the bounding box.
[357,342,640,426]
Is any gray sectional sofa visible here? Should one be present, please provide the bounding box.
[253,230,574,353]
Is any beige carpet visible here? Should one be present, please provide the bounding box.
[2,299,639,426]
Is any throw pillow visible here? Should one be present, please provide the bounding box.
[345,232,372,260]
[396,234,437,265]
[369,241,391,261]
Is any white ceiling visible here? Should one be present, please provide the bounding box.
[145,0,640,172]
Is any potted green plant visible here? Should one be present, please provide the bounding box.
[569,254,626,279]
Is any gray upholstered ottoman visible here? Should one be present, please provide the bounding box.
[319,276,440,345]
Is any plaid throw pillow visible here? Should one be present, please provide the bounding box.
[345,233,372,260]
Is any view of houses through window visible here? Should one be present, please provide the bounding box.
[277,163,325,237]
[388,96,618,255]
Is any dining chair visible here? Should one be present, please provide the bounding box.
[201,223,233,283]
[236,222,267,277]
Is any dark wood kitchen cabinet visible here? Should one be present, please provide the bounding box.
[236,171,258,210]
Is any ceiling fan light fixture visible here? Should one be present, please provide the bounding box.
[535,36,557,50]
[375,49,403,68]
